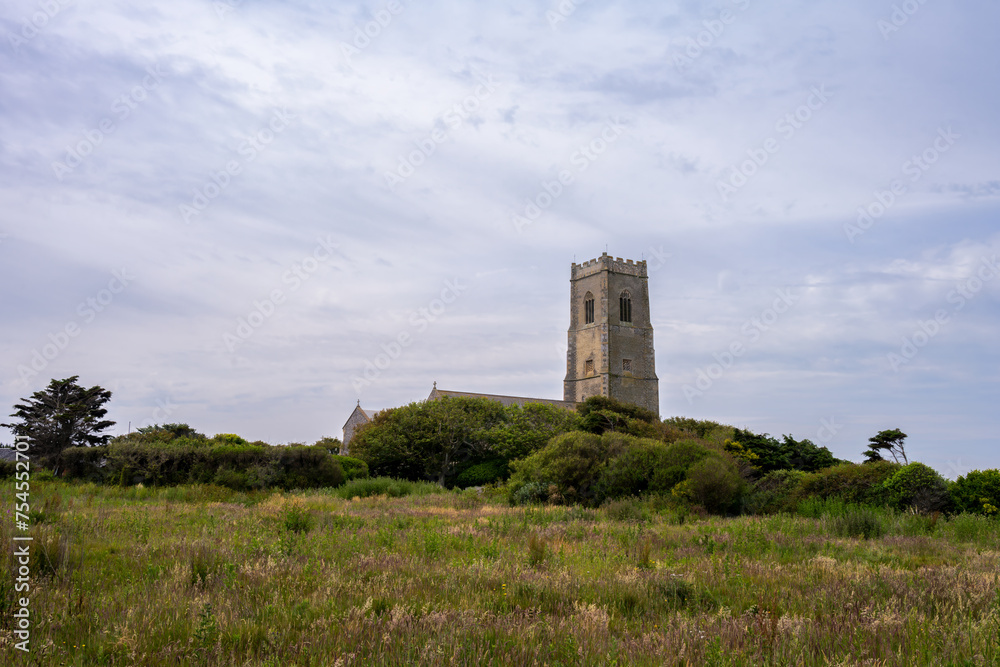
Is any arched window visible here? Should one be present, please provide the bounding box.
[584,292,595,324]
[619,290,632,323]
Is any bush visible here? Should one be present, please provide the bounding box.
[507,431,634,505]
[601,497,646,522]
[678,456,744,515]
[510,481,549,505]
[62,441,345,491]
[799,461,898,505]
[331,455,369,481]
[283,506,314,533]
[455,459,508,488]
[831,507,885,539]
[744,469,808,514]
[334,477,442,499]
[61,446,109,482]
[882,462,950,513]
[594,439,671,502]
[950,469,1000,515]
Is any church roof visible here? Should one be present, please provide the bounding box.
[342,403,379,429]
[427,386,577,411]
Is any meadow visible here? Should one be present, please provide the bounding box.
[2,478,998,666]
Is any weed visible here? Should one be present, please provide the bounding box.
[831,507,885,539]
[528,532,547,567]
[283,506,314,534]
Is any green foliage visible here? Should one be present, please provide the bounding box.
[676,456,744,514]
[743,469,808,514]
[729,428,839,474]
[527,533,547,566]
[577,396,659,437]
[594,438,712,503]
[137,423,205,440]
[283,506,314,534]
[507,431,632,505]
[662,417,733,442]
[212,433,250,446]
[799,461,899,505]
[950,469,1000,515]
[594,438,672,501]
[510,481,549,505]
[455,459,508,488]
[863,428,908,464]
[313,436,342,455]
[350,397,578,486]
[2,376,115,469]
[831,507,886,539]
[63,438,344,491]
[334,476,443,499]
[601,497,646,523]
[882,462,951,513]
[331,455,369,481]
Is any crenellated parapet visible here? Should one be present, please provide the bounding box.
[571,252,647,279]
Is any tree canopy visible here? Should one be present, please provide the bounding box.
[348,396,579,486]
[2,376,115,469]
[863,428,908,464]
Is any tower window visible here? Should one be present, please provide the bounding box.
[585,359,594,375]
[619,290,632,323]
[584,292,594,324]
[622,359,632,373]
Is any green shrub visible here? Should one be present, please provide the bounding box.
[942,512,998,545]
[950,470,1000,515]
[455,459,508,488]
[62,440,345,491]
[744,469,807,514]
[882,462,950,513]
[507,431,633,505]
[334,477,442,499]
[831,507,885,539]
[283,506,314,534]
[799,461,898,505]
[510,481,549,505]
[331,455,369,481]
[602,497,646,522]
[680,456,744,514]
[594,439,671,502]
[527,533,547,566]
[60,445,109,482]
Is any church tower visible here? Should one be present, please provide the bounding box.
[564,253,659,415]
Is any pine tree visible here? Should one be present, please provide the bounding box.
[2,376,115,470]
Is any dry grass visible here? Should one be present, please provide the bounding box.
[1,481,998,665]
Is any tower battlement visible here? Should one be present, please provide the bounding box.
[571,252,647,279]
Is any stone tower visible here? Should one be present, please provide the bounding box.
[564,253,659,415]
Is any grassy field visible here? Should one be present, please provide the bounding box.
[2,479,999,666]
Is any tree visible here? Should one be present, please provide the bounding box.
[863,428,908,465]
[313,436,341,455]
[577,396,659,438]
[3,376,114,470]
[349,397,579,486]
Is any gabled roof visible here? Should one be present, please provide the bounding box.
[427,386,577,411]
[342,403,380,429]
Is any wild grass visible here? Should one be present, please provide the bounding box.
[1,479,998,665]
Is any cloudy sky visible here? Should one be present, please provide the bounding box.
[1,0,997,475]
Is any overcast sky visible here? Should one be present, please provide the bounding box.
[1,0,997,476]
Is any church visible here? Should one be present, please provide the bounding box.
[342,252,659,452]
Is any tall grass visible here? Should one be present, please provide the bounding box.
[1,478,997,666]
